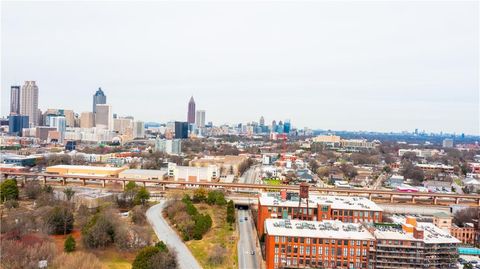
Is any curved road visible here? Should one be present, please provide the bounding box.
[146,200,202,269]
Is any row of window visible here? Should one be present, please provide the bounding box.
[274,236,373,247]
[272,256,368,269]
[274,244,369,257]
[332,210,380,219]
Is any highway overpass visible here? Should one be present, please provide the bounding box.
[1,171,479,206]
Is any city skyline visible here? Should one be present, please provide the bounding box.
[1,1,478,134]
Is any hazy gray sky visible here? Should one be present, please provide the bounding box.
[2,1,479,134]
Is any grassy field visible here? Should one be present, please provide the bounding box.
[263,178,282,185]
[186,204,238,269]
[50,229,137,269]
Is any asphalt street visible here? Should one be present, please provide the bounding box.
[146,201,202,269]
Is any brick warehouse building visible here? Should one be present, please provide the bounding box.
[265,219,375,269]
[257,191,383,235]
[264,217,460,269]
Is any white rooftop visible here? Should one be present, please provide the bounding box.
[259,192,383,212]
[375,216,460,244]
[48,165,123,171]
[265,219,375,240]
[119,169,167,176]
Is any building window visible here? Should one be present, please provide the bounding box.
[343,247,347,256]
[306,247,310,255]
[306,238,311,244]
[312,246,316,255]
[282,236,286,243]
[300,246,304,255]
[318,247,323,255]
[275,236,279,243]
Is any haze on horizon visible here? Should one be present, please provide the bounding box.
[1,1,479,135]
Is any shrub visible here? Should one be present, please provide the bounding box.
[134,187,150,206]
[132,241,177,269]
[45,206,74,235]
[64,235,76,252]
[82,214,115,249]
[206,190,226,206]
[208,244,226,265]
[132,246,161,269]
[131,205,147,225]
[25,181,42,199]
[1,179,19,202]
[226,200,235,224]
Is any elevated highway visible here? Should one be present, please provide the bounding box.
[1,171,479,206]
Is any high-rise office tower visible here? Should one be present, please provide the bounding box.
[80,112,95,128]
[284,119,291,134]
[187,96,196,124]
[196,110,206,128]
[63,110,75,127]
[95,104,113,130]
[175,121,189,139]
[93,88,107,113]
[8,115,29,136]
[271,120,277,133]
[259,116,265,126]
[133,121,145,138]
[10,86,21,115]
[20,81,39,126]
[49,116,66,142]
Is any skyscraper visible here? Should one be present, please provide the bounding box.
[187,96,196,124]
[175,121,189,139]
[271,120,277,133]
[10,86,20,115]
[95,104,113,130]
[259,116,265,126]
[133,121,145,138]
[20,81,39,126]
[196,110,206,128]
[93,88,107,113]
[49,116,66,142]
[80,112,95,128]
[8,115,29,136]
[284,119,291,134]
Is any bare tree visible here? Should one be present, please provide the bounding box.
[208,244,227,266]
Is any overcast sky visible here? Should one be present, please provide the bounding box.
[1,1,479,134]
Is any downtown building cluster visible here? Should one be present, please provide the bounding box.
[257,191,460,269]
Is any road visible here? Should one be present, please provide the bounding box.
[237,209,260,269]
[239,165,261,184]
[146,201,201,269]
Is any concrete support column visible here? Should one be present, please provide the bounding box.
[143,181,146,188]
[368,193,373,200]
[122,181,126,190]
[433,197,438,205]
[102,180,106,188]
[477,198,480,206]
[61,178,66,186]
[23,176,27,185]
[455,198,460,204]
[390,195,394,203]
[82,179,86,186]
[411,196,416,204]
[43,176,47,185]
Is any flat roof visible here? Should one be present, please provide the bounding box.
[375,217,460,244]
[265,219,375,240]
[119,169,167,176]
[47,165,124,172]
[259,192,383,212]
